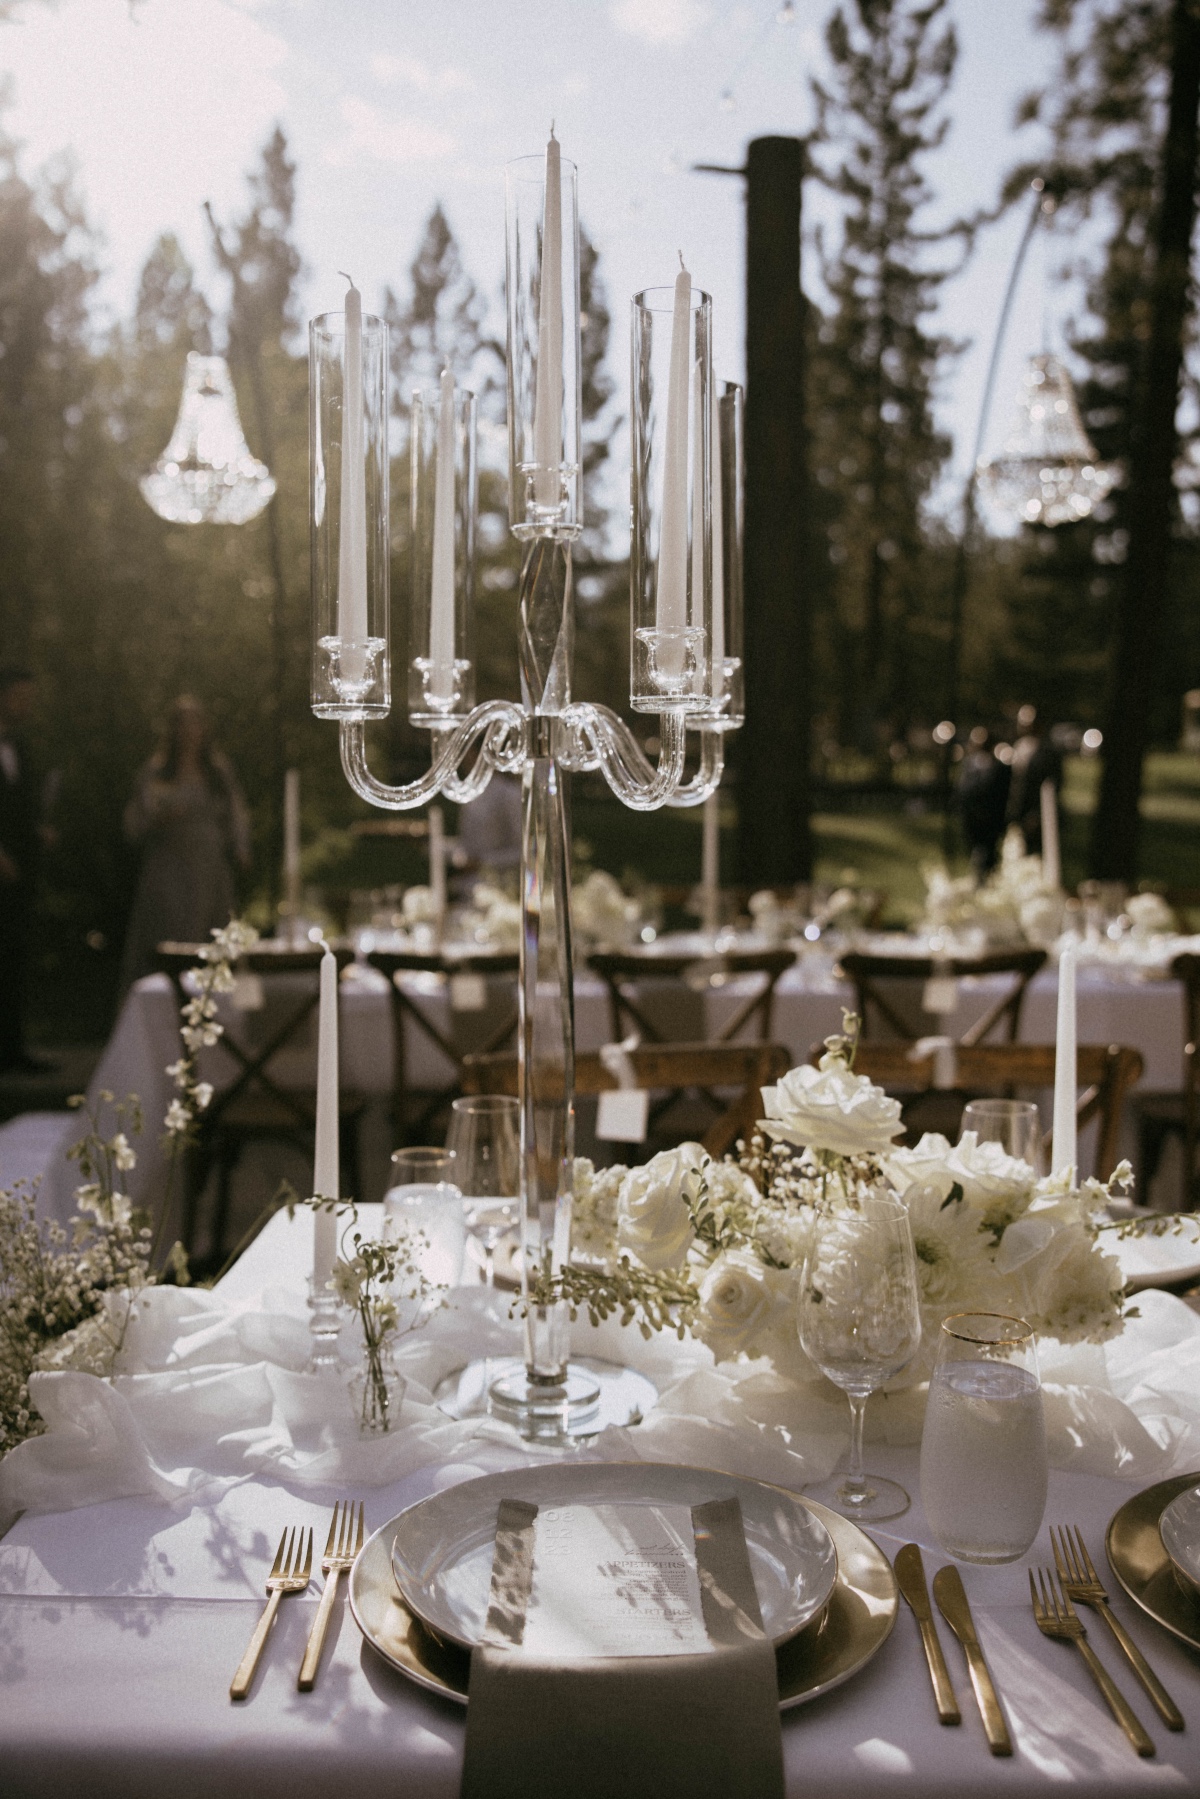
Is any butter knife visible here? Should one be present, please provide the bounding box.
[933,1564,1013,1756]
[895,1545,960,1725]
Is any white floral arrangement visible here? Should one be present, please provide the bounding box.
[920,830,1064,949]
[572,869,642,949]
[550,1020,1131,1395]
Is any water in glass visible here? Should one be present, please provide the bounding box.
[921,1311,1048,1563]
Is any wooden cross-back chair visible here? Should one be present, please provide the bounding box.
[839,946,1047,1045]
[157,940,365,1265]
[462,1040,791,1162]
[1134,952,1200,1210]
[365,947,520,1144]
[588,947,797,1046]
[814,1040,1143,1182]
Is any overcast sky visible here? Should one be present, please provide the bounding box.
[0,0,1071,504]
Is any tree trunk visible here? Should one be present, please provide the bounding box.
[737,135,813,886]
[1090,0,1200,880]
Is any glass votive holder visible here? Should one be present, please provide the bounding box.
[920,1312,1048,1564]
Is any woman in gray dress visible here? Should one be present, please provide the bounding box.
[119,696,251,992]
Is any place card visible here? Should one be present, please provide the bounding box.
[922,975,958,1015]
[450,973,488,1012]
[596,1087,649,1142]
[522,1503,712,1658]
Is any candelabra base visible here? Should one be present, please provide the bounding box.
[307,1277,344,1377]
[433,1356,657,1444]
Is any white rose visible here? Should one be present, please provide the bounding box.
[693,1250,781,1362]
[887,1130,1036,1209]
[617,1144,705,1270]
[760,1059,903,1158]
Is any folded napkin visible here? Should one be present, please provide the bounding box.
[461,1494,784,1799]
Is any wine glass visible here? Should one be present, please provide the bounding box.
[799,1192,922,1522]
[445,1096,521,1287]
[960,1099,1043,1173]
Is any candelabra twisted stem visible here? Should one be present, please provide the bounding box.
[338,702,527,812]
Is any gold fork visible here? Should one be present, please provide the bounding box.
[1029,1567,1155,1757]
[298,1500,365,1691]
[1051,1525,1183,1730]
[230,1525,313,1701]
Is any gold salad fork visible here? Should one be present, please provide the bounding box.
[298,1500,365,1691]
[1029,1567,1155,1757]
[230,1525,313,1701]
[1051,1525,1184,1730]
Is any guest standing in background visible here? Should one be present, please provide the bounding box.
[119,696,251,993]
[957,726,1012,878]
[0,665,51,1072]
[1007,704,1063,858]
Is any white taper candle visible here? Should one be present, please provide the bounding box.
[429,805,447,919]
[337,276,368,684]
[701,791,719,935]
[283,768,301,917]
[655,264,691,641]
[429,368,457,702]
[532,128,563,509]
[709,381,725,700]
[1051,938,1077,1178]
[312,946,339,1285]
[1040,779,1061,892]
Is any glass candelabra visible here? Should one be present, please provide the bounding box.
[310,140,740,1442]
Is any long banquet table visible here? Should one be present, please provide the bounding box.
[3,1211,1200,1797]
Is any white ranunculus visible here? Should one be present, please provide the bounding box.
[692,1249,782,1362]
[760,1058,903,1158]
[887,1130,1036,1211]
[617,1144,705,1270]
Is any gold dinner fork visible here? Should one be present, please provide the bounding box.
[298,1500,365,1691]
[1051,1525,1183,1730]
[1029,1567,1155,1757]
[230,1525,313,1701]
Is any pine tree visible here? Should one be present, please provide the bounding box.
[809,0,962,753]
[1013,0,1200,876]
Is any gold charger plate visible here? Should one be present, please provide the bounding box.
[350,1475,898,1712]
[1106,1469,1200,1653]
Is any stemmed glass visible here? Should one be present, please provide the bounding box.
[799,1192,923,1522]
[445,1096,521,1287]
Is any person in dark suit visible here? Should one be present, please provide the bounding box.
[1007,704,1063,857]
[957,726,1012,878]
[0,664,49,1072]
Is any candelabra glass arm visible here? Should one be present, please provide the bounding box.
[559,703,688,810]
[664,725,726,809]
[338,703,527,812]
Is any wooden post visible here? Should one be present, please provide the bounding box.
[737,136,812,886]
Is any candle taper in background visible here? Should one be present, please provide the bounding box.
[532,127,562,509]
[312,943,339,1286]
[1040,779,1061,892]
[283,768,301,924]
[701,791,719,936]
[656,262,691,645]
[429,804,447,921]
[1051,938,1077,1177]
[429,368,457,702]
[337,275,368,683]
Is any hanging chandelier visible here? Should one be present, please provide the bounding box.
[977,352,1117,527]
[140,352,275,526]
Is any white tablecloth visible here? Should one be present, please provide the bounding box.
[3,1212,1200,1796]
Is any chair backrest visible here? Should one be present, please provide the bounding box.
[824,1040,1143,1181]
[839,946,1047,1045]
[462,1040,791,1160]
[587,948,796,1044]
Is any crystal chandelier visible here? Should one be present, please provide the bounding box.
[140,352,276,526]
[977,352,1117,527]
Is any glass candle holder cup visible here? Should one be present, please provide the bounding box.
[505,149,582,540]
[630,283,714,716]
[310,309,391,720]
[409,383,476,726]
[920,1311,1048,1564]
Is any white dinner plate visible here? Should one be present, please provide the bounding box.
[380,1461,838,1654]
[1158,1483,1200,1597]
[1110,1216,1200,1293]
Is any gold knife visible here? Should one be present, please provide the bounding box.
[895,1545,961,1725]
[933,1564,1013,1756]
